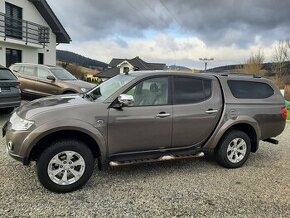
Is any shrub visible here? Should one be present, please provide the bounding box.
[285,100,290,110]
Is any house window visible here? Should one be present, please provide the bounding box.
[38,53,44,64]
[6,48,22,67]
[5,2,23,39]
[123,67,130,74]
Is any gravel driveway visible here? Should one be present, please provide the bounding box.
[0,111,289,217]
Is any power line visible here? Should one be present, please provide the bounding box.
[142,1,156,14]
[159,0,186,32]
[125,0,156,26]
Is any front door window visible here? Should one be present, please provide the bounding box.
[125,77,169,106]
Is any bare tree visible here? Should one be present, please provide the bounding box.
[242,49,265,76]
[66,64,85,80]
[285,38,290,61]
[272,39,290,88]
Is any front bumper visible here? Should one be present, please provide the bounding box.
[0,100,21,109]
[3,121,31,165]
[0,93,21,109]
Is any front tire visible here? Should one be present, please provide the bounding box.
[37,139,95,193]
[216,130,251,168]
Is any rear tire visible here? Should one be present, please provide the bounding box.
[37,139,95,193]
[216,130,251,168]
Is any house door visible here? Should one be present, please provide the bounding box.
[6,48,22,67]
[38,53,44,64]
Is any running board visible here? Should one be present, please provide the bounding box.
[109,152,205,167]
[263,138,279,145]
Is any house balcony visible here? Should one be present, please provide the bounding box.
[0,12,50,48]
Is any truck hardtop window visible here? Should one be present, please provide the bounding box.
[227,80,274,99]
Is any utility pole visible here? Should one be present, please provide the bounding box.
[199,58,214,71]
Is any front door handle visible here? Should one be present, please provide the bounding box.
[156,112,171,118]
[205,109,218,114]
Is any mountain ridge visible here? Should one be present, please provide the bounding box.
[56,50,108,69]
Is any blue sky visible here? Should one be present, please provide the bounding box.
[47,0,290,69]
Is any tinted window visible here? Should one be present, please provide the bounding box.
[22,66,36,77]
[228,80,274,99]
[37,67,51,79]
[126,77,169,106]
[0,69,16,80]
[174,77,212,104]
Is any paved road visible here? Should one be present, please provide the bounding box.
[0,110,289,217]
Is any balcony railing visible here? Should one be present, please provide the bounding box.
[0,12,50,47]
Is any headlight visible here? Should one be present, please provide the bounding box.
[10,113,34,131]
[81,88,87,93]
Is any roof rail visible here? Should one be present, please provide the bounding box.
[207,72,262,78]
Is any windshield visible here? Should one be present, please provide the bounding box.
[0,69,17,80]
[86,74,136,101]
[50,68,77,80]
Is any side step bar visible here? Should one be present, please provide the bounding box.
[263,138,279,145]
[109,152,204,167]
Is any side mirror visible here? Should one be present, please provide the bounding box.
[47,75,56,81]
[118,94,134,107]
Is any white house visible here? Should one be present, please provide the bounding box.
[0,0,70,67]
[98,57,166,79]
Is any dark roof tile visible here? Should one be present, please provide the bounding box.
[97,67,120,78]
[29,0,71,43]
[100,57,166,78]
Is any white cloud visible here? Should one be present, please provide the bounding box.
[57,34,278,69]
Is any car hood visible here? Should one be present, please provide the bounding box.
[17,94,92,119]
[61,79,95,89]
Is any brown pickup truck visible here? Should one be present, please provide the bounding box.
[3,71,287,193]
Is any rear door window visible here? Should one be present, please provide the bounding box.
[22,66,36,77]
[227,80,274,99]
[0,69,16,80]
[173,76,212,104]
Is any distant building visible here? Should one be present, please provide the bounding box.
[0,0,70,67]
[98,56,166,79]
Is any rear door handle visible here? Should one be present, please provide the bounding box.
[156,112,171,118]
[205,109,218,114]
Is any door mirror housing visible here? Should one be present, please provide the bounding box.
[47,75,56,81]
[118,94,134,107]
